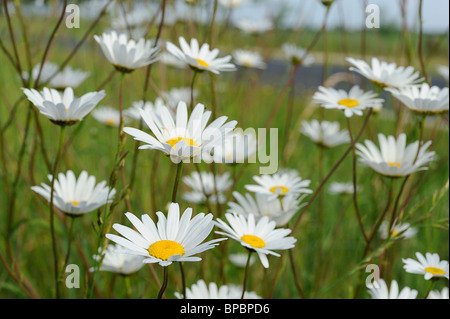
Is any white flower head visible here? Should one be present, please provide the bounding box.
[94,30,159,73]
[31,170,115,217]
[378,220,417,240]
[174,279,261,299]
[22,62,89,89]
[232,49,266,69]
[402,252,449,280]
[106,203,225,267]
[367,279,418,299]
[427,287,449,299]
[282,43,315,67]
[346,57,423,89]
[182,171,233,205]
[245,172,312,200]
[312,85,384,118]
[386,83,449,115]
[328,182,360,195]
[215,213,296,268]
[90,244,145,275]
[301,120,350,148]
[92,106,127,127]
[23,87,105,126]
[123,101,237,163]
[356,133,435,178]
[166,36,236,74]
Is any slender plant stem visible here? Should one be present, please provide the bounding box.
[190,70,199,111]
[179,262,187,300]
[288,249,306,299]
[172,162,184,203]
[417,0,430,85]
[241,250,253,299]
[62,217,76,278]
[157,266,169,299]
[346,117,368,243]
[49,125,66,298]
[423,279,436,299]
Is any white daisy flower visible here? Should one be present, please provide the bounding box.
[244,172,312,200]
[346,57,423,89]
[124,98,170,122]
[228,191,305,227]
[356,133,435,178]
[427,287,449,299]
[378,220,417,240]
[94,30,160,73]
[105,203,225,267]
[301,120,350,148]
[31,170,115,217]
[233,18,274,35]
[367,279,418,299]
[22,87,106,126]
[312,85,384,118]
[328,182,360,195]
[182,171,233,205]
[437,65,449,82]
[174,279,261,299]
[123,101,237,163]
[22,62,89,89]
[92,106,127,127]
[90,244,145,275]
[214,213,296,268]
[166,36,236,74]
[282,43,315,67]
[232,49,266,69]
[386,83,449,115]
[210,129,258,164]
[162,87,198,109]
[402,252,449,280]
[229,253,256,268]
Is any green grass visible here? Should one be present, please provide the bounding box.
[0,11,448,299]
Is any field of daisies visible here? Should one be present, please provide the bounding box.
[0,0,448,300]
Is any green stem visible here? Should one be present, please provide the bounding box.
[241,250,253,299]
[157,266,169,299]
[49,125,66,298]
[190,70,198,112]
[179,262,187,299]
[171,162,184,203]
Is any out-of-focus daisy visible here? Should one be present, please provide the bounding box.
[367,279,418,299]
[218,0,249,8]
[124,98,170,122]
[234,18,274,35]
[210,129,258,164]
[215,213,296,268]
[106,203,225,267]
[379,220,417,240]
[174,279,261,299]
[229,253,256,268]
[123,101,237,163]
[22,87,105,126]
[94,30,159,73]
[22,62,90,89]
[437,65,449,82]
[182,171,232,205]
[162,87,198,109]
[228,191,305,227]
[232,49,266,69]
[166,36,236,74]
[282,43,315,67]
[159,51,188,69]
[312,85,384,118]
[346,57,423,89]
[427,287,449,299]
[245,172,312,200]
[402,252,449,280]
[386,83,449,115]
[356,133,435,178]
[301,120,350,148]
[92,106,125,127]
[328,182,360,195]
[31,170,115,217]
[90,244,145,275]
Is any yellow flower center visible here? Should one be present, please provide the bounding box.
[105,118,116,126]
[388,162,402,168]
[241,234,265,249]
[67,201,79,206]
[269,186,289,195]
[196,58,209,68]
[424,267,446,276]
[338,98,360,108]
[148,240,185,261]
[166,137,199,150]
